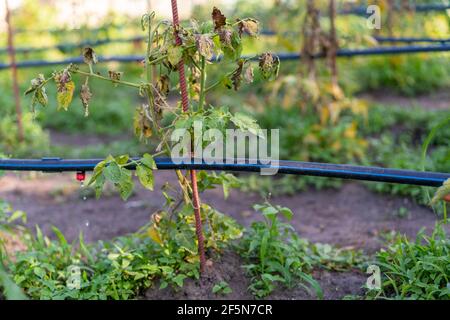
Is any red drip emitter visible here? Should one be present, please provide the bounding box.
[76,171,86,182]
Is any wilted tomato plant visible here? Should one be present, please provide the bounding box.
[24,7,279,274]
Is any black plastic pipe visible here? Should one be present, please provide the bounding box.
[0,36,146,55]
[340,4,450,16]
[1,44,449,70]
[0,157,448,187]
[260,30,450,44]
[373,36,450,44]
[1,33,448,57]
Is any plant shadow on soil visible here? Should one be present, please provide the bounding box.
[0,170,447,299]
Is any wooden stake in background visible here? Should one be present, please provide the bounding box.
[4,0,24,142]
[328,0,338,87]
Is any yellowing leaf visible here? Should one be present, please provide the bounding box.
[320,106,330,124]
[147,226,163,244]
[57,81,75,111]
[167,45,183,66]
[344,121,358,139]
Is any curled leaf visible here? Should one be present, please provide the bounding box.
[134,104,153,141]
[238,18,259,37]
[258,52,280,80]
[141,12,155,31]
[167,45,183,67]
[108,71,122,86]
[221,29,242,61]
[431,178,450,205]
[212,7,226,31]
[154,75,170,116]
[33,87,48,107]
[218,28,232,47]
[230,60,244,91]
[244,65,254,84]
[80,84,92,117]
[25,73,45,95]
[54,68,75,111]
[82,47,98,65]
[56,81,75,111]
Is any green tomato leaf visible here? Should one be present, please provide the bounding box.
[141,153,157,169]
[136,164,154,191]
[104,162,122,183]
[118,170,133,201]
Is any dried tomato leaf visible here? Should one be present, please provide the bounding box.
[212,7,226,31]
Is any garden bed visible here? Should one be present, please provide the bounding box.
[0,170,446,299]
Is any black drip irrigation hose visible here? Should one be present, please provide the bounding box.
[373,36,450,44]
[1,44,449,70]
[340,4,450,15]
[3,33,447,55]
[0,157,448,187]
[260,30,450,44]
[0,36,146,55]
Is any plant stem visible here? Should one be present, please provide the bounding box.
[74,70,141,89]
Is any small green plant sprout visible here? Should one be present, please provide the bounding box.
[24,5,278,276]
[212,280,232,295]
[238,202,322,299]
[367,223,450,300]
[392,206,409,219]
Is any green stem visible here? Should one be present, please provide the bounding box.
[198,57,206,111]
[147,16,154,84]
[74,70,141,89]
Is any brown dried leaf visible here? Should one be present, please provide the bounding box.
[238,19,259,37]
[231,60,244,90]
[134,104,153,140]
[212,7,226,31]
[195,34,214,59]
[244,65,254,84]
[219,28,232,47]
[80,84,92,117]
[259,52,280,79]
[82,47,98,65]
[108,71,123,86]
[154,75,170,116]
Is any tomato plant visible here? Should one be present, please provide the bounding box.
[24,5,278,275]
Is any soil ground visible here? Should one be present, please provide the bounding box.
[359,89,450,110]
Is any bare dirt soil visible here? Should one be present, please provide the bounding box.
[359,89,450,110]
[0,170,446,300]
